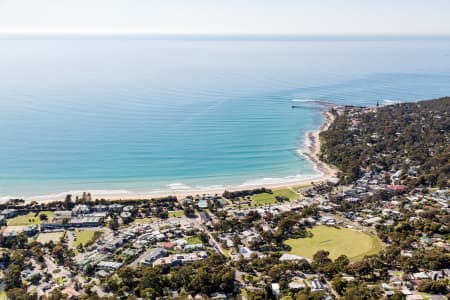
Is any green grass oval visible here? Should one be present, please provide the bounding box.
[284,225,382,261]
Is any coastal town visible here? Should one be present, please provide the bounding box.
[0,98,448,300]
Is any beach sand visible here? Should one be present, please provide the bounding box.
[22,108,338,203]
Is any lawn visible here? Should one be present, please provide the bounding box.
[168,210,185,218]
[7,211,54,226]
[251,188,298,206]
[73,230,100,248]
[132,217,157,224]
[186,236,202,245]
[55,276,69,286]
[284,225,382,261]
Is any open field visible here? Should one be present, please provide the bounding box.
[73,230,100,248]
[285,225,382,261]
[251,188,298,206]
[7,211,54,226]
[132,217,157,224]
[168,210,185,218]
[36,231,64,243]
[186,236,202,245]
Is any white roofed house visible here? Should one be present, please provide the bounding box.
[289,279,306,291]
[108,204,124,212]
[310,279,324,292]
[238,247,253,259]
[72,204,91,216]
[279,253,311,263]
[364,216,382,226]
[96,261,123,271]
[92,205,108,212]
[271,283,280,296]
[391,170,402,183]
[183,243,204,252]
[143,248,166,265]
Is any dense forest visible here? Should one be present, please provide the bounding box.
[319,97,450,187]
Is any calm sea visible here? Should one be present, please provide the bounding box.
[1,35,450,198]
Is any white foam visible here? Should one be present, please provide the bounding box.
[239,173,323,187]
[8,189,134,203]
[167,183,191,190]
[193,184,226,191]
[292,98,315,102]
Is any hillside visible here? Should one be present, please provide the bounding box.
[319,97,450,187]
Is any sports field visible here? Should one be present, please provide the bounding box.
[251,188,298,206]
[7,211,54,226]
[285,225,382,261]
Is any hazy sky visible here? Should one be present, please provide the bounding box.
[1,0,450,35]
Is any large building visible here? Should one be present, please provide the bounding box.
[41,216,102,231]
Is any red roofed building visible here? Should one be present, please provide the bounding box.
[163,242,175,250]
[62,287,81,299]
[388,185,408,192]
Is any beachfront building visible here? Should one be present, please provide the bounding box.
[0,209,19,219]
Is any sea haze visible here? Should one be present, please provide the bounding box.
[1,35,450,198]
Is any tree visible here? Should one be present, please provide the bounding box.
[52,244,65,264]
[28,273,41,285]
[3,233,28,249]
[220,269,235,292]
[138,267,164,295]
[39,213,48,221]
[331,276,347,295]
[64,194,73,209]
[418,279,449,294]
[5,264,22,290]
[105,276,120,292]
[390,292,406,300]
[10,250,26,268]
[199,232,209,243]
[184,206,195,217]
[6,288,36,300]
[312,250,333,274]
[118,267,138,290]
[45,288,67,300]
[52,243,73,266]
[342,282,381,300]
[109,216,119,231]
[334,255,350,273]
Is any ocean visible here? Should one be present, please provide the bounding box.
[1,35,450,198]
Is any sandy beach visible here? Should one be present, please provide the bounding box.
[20,107,338,203]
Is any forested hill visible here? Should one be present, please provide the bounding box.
[319,97,450,188]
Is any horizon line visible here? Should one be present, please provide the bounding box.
[1,32,450,41]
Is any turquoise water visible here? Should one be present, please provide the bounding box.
[1,36,450,197]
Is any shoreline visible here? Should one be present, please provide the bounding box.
[6,106,338,203]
